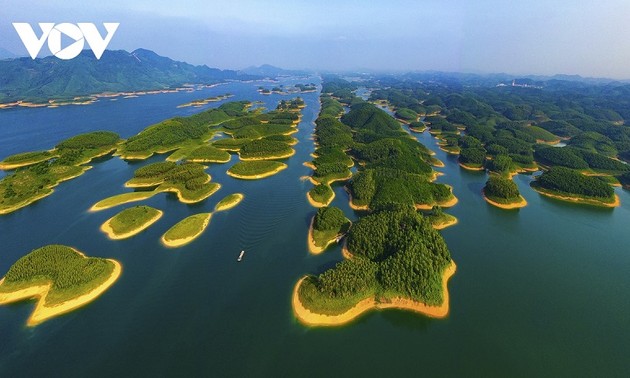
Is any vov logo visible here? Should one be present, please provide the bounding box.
[13,23,119,60]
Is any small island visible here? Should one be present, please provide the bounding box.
[0,150,58,170]
[238,139,295,160]
[185,145,231,163]
[531,167,620,207]
[100,205,163,239]
[214,193,244,211]
[294,208,456,326]
[483,174,527,209]
[227,161,287,179]
[308,206,351,254]
[426,206,458,229]
[161,213,212,248]
[0,245,121,326]
[91,191,158,211]
[307,183,335,207]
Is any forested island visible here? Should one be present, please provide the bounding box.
[531,167,619,207]
[366,72,629,207]
[1,98,306,216]
[308,206,350,254]
[0,245,121,326]
[0,131,121,214]
[100,206,163,239]
[295,78,458,325]
[161,213,213,248]
[294,207,455,325]
[483,175,527,209]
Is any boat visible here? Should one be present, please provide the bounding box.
[237,250,245,262]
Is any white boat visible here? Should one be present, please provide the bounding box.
[237,250,245,262]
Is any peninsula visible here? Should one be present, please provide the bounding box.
[0,245,121,326]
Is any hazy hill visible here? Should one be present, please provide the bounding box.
[0,48,258,103]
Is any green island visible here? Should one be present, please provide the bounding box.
[91,191,158,211]
[161,213,212,248]
[483,174,527,209]
[294,207,455,326]
[185,145,231,163]
[367,76,630,209]
[0,131,121,214]
[0,99,306,216]
[214,193,244,211]
[294,78,457,326]
[307,183,335,207]
[620,172,630,190]
[227,161,287,179]
[238,139,295,160]
[116,102,248,159]
[531,166,619,207]
[100,205,163,239]
[308,206,351,254]
[0,245,121,326]
[0,150,58,170]
[426,205,458,229]
[177,93,233,108]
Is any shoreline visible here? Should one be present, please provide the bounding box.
[238,149,296,161]
[0,254,122,327]
[458,162,485,171]
[215,194,244,211]
[90,191,158,212]
[292,261,456,327]
[306,190,334,208]
[307,217,337,254]
[100,210,163,240]
[227,164,287,179]
[345,187,369,211]
[482,191,528,209]
[161,213,212,248]
[531,186,620,208]
[432,216,458,230]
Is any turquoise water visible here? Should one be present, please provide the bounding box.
[0,80,629,377]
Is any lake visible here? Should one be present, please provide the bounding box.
[0,80,629,377]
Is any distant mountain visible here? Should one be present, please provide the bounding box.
[0,48,259,104]
[0,48,18,60]
[240,64,310,78]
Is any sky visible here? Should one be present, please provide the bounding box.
[1,0,630,79]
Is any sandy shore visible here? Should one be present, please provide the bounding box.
[158,182,221,204]
[292,262,456,326]
[458,162,485,171]
[303,161,316,170]
[432,159,445,168]
[100,210,163,240]
[439,146,460,155]
[531,186,620,208]
[215,194,244,212]
[0,255,122,327]
[227,164,287,179]
[306,190,334,207]
[124,178,165,188]
[0,189,54,215]
[161,213,212,248]
[482,191,528,210]
[432,216,458,230]
[238,149,296,161]
[307,217,336,254]
[415,189,459,210]
[345,187,369,211]
[90,191,158,211]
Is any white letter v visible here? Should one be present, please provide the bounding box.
[13,23,54,59]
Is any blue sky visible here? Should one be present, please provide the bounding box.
[2,0,630,78]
